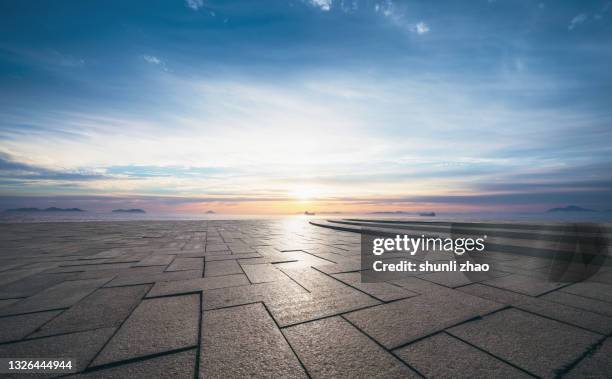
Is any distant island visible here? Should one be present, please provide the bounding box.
[112,209,146,213]
[547,205,595,213]
[304,211,315,216]
[418,212,436,217]
[3,207,84,213]
[205,210,216,214]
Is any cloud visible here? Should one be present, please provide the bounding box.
[413,21,430,35]
[308,0,332,11]
[142,55,167,71]
[0,152,105,181]
[568,13,588,30]
[143,55,161,65]
[185,0,205,11]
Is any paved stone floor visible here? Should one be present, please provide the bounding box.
[0,219,611,378]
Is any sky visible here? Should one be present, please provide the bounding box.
[0,0,611,214]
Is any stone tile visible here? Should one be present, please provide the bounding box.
[395,333,531,378]
[480,273,566,296]
[561,281,612,303]
[205,244,229,253]
[278,251,334,268]
[542,290,612,317]
[201,280,307,311]
[344,290,502,349]
[0,273,76,299]
[133,254,175,267]
[48,262,135,273]
[0,268,47,287]
[331,272,418,302]
[566,338,612,378]
[105,269,201,287]
[147,274,249,297]
[92,294,199,366]
[267,287,381,327]
[0,278,113,316]
[447,308,601,378]
[206,252,261,261]
[284,316,417,378]
[204,260,242,277]
[417,269,509,288]
[166,257,204,272]
[240,263,287,283]
[276,266,347,292]
[200,303,306,378]
[0,327,116,374]
[458,284,612,334]
[0,310,62,343]
[70,349,196,379]
[31,285,149,338]
[0,298,19,309]
[73,266,165,281]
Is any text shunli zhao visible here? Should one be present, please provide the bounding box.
[371,235,490,273]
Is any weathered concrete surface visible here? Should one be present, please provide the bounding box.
[0,219,610,378]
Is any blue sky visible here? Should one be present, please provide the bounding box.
[0,0,611,213]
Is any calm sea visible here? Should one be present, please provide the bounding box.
[1,211,611,223]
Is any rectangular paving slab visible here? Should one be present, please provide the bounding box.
[394,332,531,378]
[70,349,196,379]
[344,289,502,349]
[166,257,204,272]
[565,337,612,378]
[447,308,602,378]
[200,303,306,378]
[284,316,418,378]
[560,281,612,303]
[0,277,113,316]
[133,254,175,267]
[92,294,199,366]
[239,263,288,283]
[331,272,418,302]
[0,327,116,374]
[147,274,249,297]
[541,290,612,317]
[458,284,612,334]
[0,310,62,343]
[31,284,150,338]
[204,259,243,277]
[0,273,76,299]
[105,269,201,287]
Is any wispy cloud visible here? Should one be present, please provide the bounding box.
[413,21,430,35]
[142,55,167,71]
[185,0,205,11]
[143,55,161,65]
[308,0,332,12]
[568,13,588,30]
[0,152,105,182]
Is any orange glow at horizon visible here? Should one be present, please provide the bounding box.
[173,198,515,215]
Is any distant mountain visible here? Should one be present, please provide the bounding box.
[547,205,595,213]
[4,207,84,213]
[112,208,146,213]
[205,210,216,214]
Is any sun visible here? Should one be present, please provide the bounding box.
[290,187,319,201]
